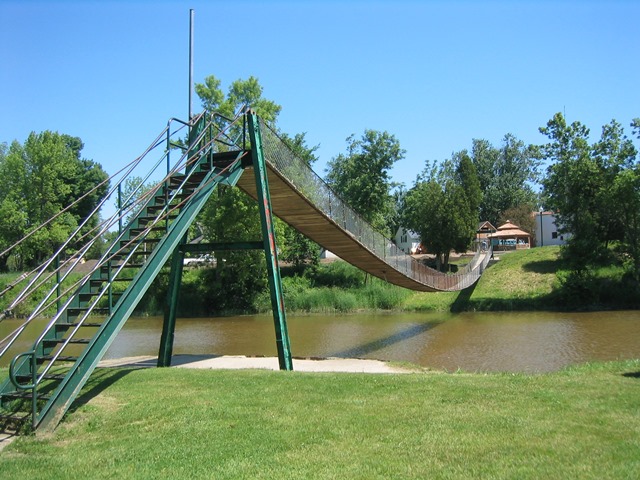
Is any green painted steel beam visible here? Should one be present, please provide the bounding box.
[34,160,246,432]
[180,241,264,253]
[157,242,185,367]
[247,111,293,371]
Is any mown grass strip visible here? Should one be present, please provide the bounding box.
[1,360,639,479]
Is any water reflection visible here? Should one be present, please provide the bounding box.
[1,311,639,373]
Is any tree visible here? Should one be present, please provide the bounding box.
[498,205,536,239]
[402,154,481,270]
[454,152,482,251]
[0,132,109,270]
[540,113,600,269]
[403,178,447,268]
[195,75,281,123]
[277,132,322,267]
[472,135,539,227]
[194,75,313,309]
[540,113,638,272]
[632,118,640,140]
[325,130,405,235]
[611,168,640,280]
[591,119,638,246]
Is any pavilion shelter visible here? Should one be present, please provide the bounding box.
[490,221,531,251]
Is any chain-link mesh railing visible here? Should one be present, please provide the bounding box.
[259,118,491,292]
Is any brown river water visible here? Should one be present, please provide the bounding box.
[2,311,639,373]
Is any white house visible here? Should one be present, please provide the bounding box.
[533,211,571,247]
[394,228,421,254]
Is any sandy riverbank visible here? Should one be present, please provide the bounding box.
[98,354,414,374]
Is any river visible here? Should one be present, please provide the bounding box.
[107,310,640,373]
[2,311,639,373]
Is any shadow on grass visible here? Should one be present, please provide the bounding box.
[329,321,440,359]
[622,371,640,379]
[67,365,148,415]
[521,259,559,274]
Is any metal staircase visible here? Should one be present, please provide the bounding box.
[0,113,250,433]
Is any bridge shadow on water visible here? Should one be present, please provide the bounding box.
[450,280,480,313]
[328,321,441,359]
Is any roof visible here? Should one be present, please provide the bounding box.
[477,220,497,231]
[490,221,531,239]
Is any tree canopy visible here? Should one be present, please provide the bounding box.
[325,130,405,235]
[471,134,539,228]
[540,113,639,275]
[0,132,109,270]
[402,153,481,270]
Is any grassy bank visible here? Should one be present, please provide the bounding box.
[403,247,563,312]
[2,360,639,479]
[3,246,638,318]
[405,246,640,312]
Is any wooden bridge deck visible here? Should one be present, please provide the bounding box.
[236,163,484,292]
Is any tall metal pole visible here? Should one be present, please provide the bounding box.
[188,9,194,121]
[539,209,544,247]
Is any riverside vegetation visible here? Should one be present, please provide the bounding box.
[2,245,640,318]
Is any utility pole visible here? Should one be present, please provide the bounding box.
[188,9,194,121]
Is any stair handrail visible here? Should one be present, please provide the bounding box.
[8,349,38,429]
[0,114,206,327]
[30,140,245,385]
[8,350,36,390]
[0,117,206,360]
[0,111,243,361]
[5,110,246,384]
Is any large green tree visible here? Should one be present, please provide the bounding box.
[194,75,325,307]
[402,154,481,270]
[471,134,539,227]
[540,113,638,272]
[0,132,109,270]
[195,75,281,123]
[195,76,282,309]
[325,130,405,235]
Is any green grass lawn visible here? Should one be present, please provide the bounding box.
[2,360,639,479]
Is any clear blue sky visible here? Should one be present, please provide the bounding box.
[1,0,638,189]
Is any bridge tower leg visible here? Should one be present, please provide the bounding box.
[157,244,185,367]
[247,111,293,371]
[157,110,293,371]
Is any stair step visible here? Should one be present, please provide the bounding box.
[169,174,204,187]
[106,277,134,283]
[129,226,167,236]
[140,206,179,216]
[0,412,30,423]
[0,412,30,432]
[92,274,134,283]
[100,263,145,272]
[156,191,193,202]
[66,307,110,315]
[1,391,50,401]
[16,373,66,382]
[120,238,160,248]
[79,291,122,302]
[43,338,91,346]
[38,355,78,363]
[211,150,246,167]
[57,322,102,328]
[113,249,150,259]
